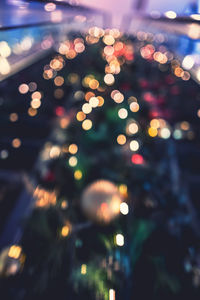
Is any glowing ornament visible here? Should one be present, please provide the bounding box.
[81,180,122,224]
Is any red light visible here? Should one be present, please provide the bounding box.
[131,154,144,165]
[55,106,65,116]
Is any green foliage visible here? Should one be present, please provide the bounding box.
[72,263,111,300]
[130,218,155,267]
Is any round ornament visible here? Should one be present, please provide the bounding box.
[81,180,122,224]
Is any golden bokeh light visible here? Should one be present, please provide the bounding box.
[104,74,115,85]
[31,91,42,100]
[150,119,160,129]
[31,98,41,109]
[118,108,128,119]
[97,96,104,107]
[89,97,99,108]
[8,245,22,259]
[103,35,115,45]
[130,102,140,112]
[148,127,158,137]
[81,264,87,275]
[69,144,78,154]
[74,170,83,180]
[12,138,21,148]
[85,91,95,101]
[126,122,139,135]
[117,134,126,145]
[10,113,18,122]
[28,107,37,117]
[82,103,92,114]
[61,225,70,237]
[0,41,11,58]
[69,156,78,167]
[76,111,86,121]
[18,83,29,94]
[89,79,99,90]
[82,119,92,130]
[54,76,64,86]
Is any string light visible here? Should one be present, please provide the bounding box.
[130,140,139,151]
[81,264,87,275]
[109,289,116,300]
[118,108,128,119]
[97,96,104,107]
[164,11,177,19]
[61,225,70,237]
[69,144,78,154]
[82,103,92,114]
[117,134,126,145]
[12,138,21,148]
[69,156,78,167]
[104,74,115,85]
[18,84,29,94]
[74,170,82,180]
[10,113,18,122]
[148,127,158,137]
[160,128,171,139]
[28,107,37,117]
[115,234,124,246]
[120,202,129,215]
[130,102,139,112]
[8,245,22,259]
[76,111,86,121]
[89,97,99,108]
[82,119,92,130]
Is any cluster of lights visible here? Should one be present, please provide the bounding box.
[138,34,193,82]
[43,55,64,80]
[34,187,57,208]
[58,37,85,59]
[111,90,124,103]
[0,37,35,76]
[171,59,190,81]
[172,121,194,140]
[148,118,171,139]
[18,82,42,118]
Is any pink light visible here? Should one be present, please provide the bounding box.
[131,154,144,165]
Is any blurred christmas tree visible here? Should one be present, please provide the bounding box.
[1,28,200,300]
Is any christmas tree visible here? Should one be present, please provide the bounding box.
[0,27,200,300]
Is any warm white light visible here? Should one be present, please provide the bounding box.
[160,128,171,139]
[82,103,92,114]
[130,140,139,151]
[89,97,99,108]
[116,234,124,246]
[109,289,115,300]
[104,73,115,85]
[50,146,61,158]
[182,55,194,70]
[164,11,177,19]
[120,202,129,215]
[118,108,128,119]
[190,14,200,21]
[69,156,78,167]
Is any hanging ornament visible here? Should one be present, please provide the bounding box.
[81,180,122,224]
